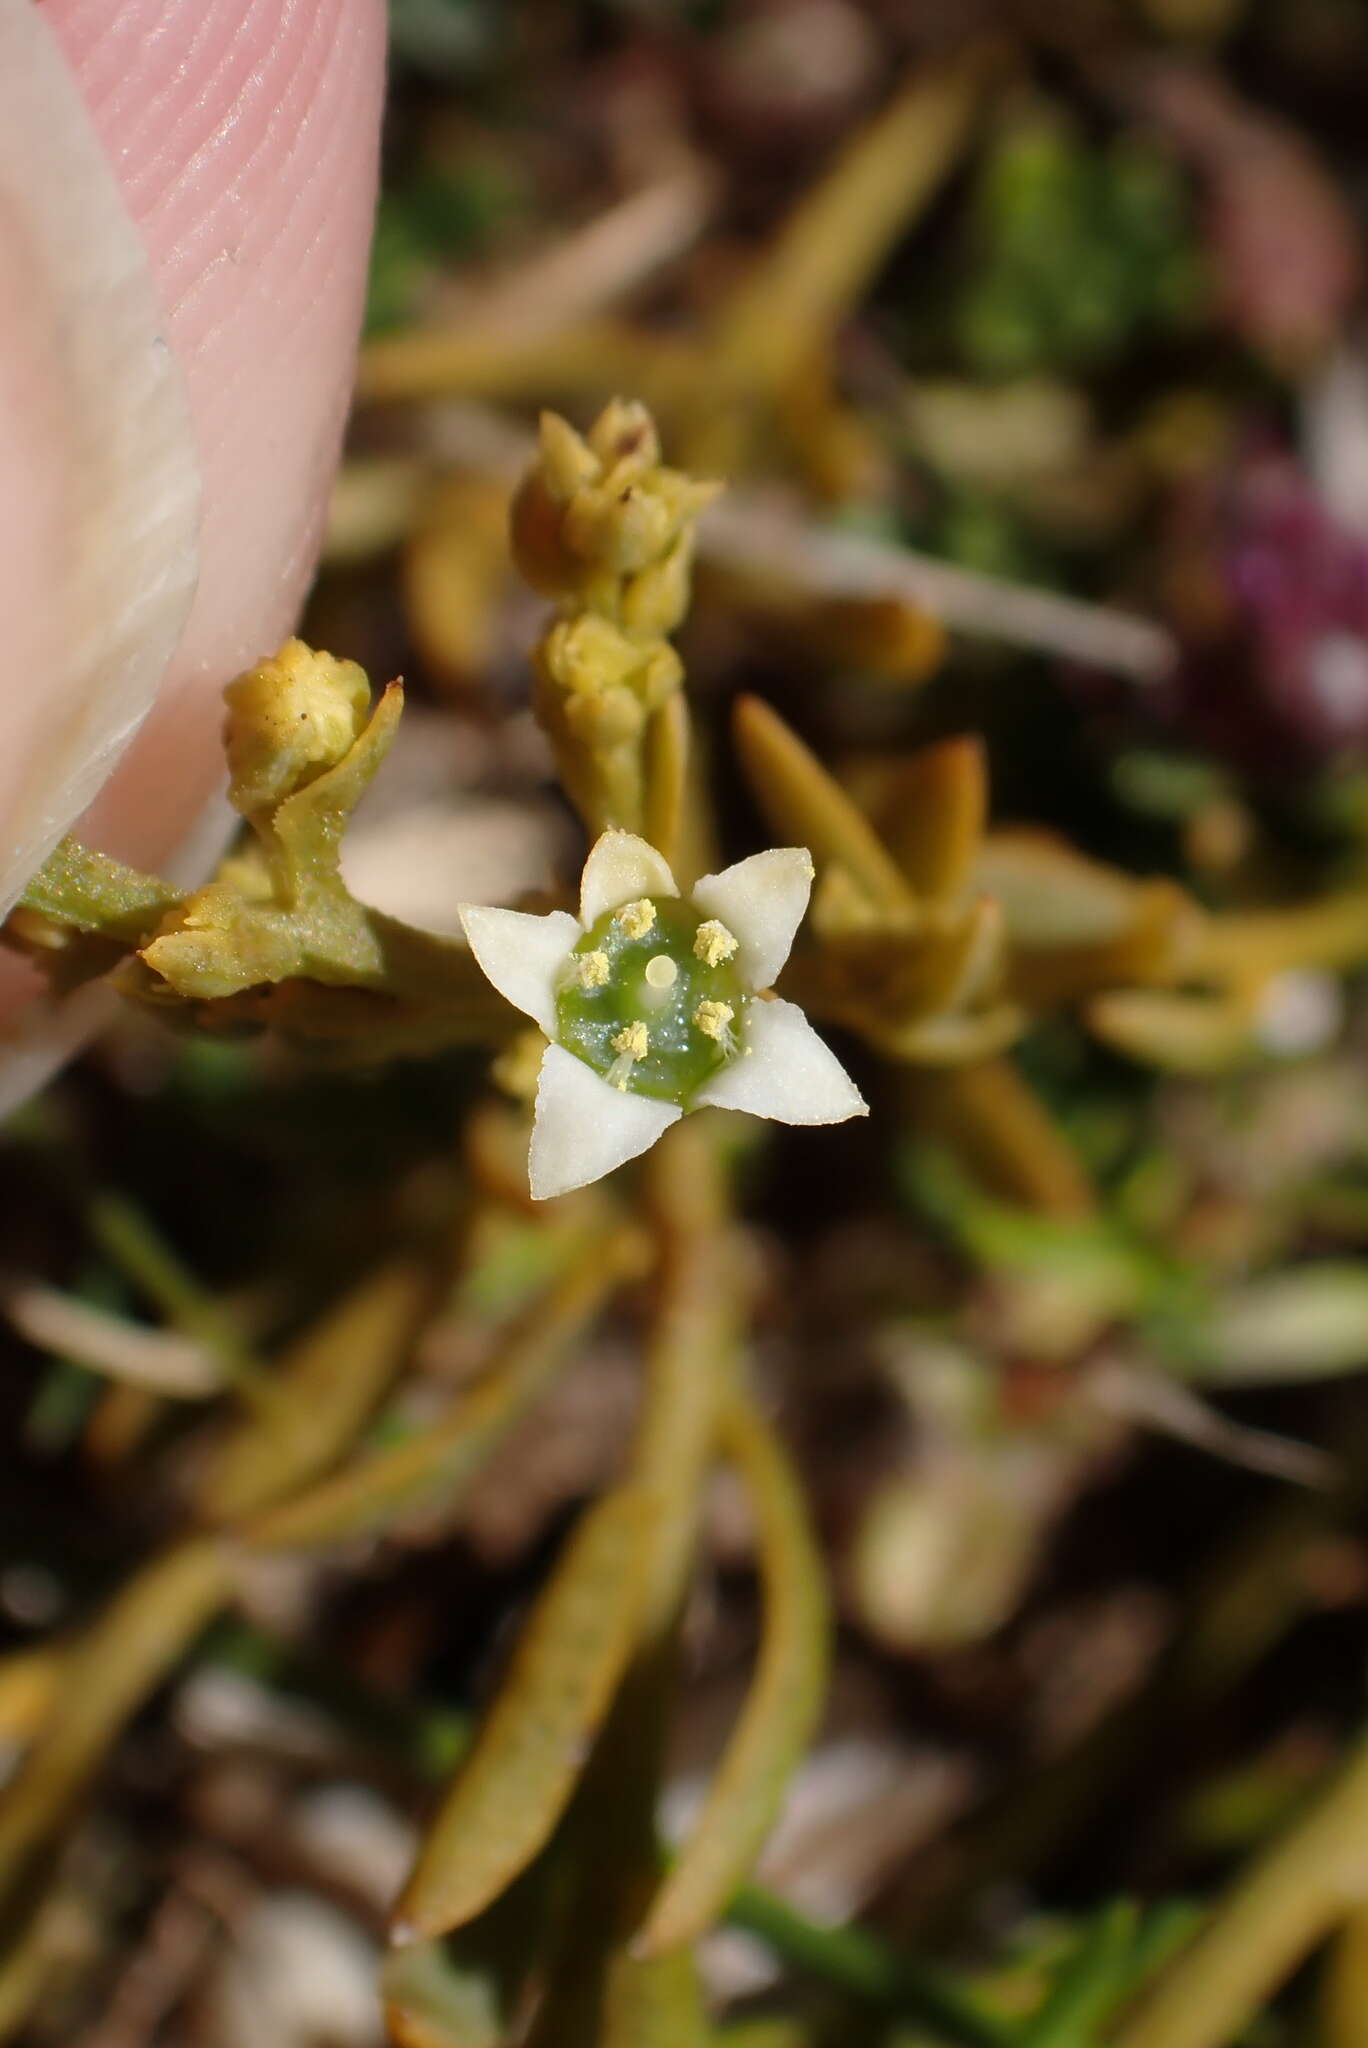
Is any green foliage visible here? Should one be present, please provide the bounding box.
[956,116,1208,376]
[387,0,501,80]
[368,161,519,333]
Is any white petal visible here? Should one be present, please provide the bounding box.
[691,849,814,991]
[530,1045,681,1200]
[458,906,580,1035]
[694,998,867,1124]
[579,832,678,928]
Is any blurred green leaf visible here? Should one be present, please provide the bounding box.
[388,0,500,79]
[247,1224,643,1550]
[1017,1900,1140,2048]
[0,1541,228,1920]
[202,1259,431,1523]
[1186,1263,1368,1386]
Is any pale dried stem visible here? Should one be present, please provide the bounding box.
[704,495,1176,682]
[442,168,713,344]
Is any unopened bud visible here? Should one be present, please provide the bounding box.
[224,639,370,817]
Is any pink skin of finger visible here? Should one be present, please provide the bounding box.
[0,0,386,1073]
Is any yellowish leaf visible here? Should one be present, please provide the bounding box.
[393,1487,657,1943]
[636,1395,829,1954]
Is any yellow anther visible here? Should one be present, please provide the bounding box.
[611,1022,649,1061]
[607,1020,650,1091]
[694,1000,735,1042]
[574,949,610,989]
[615,898,656,939]
[694,919,738,967]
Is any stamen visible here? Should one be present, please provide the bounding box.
[615,898,656,939]
[607,1020,650,1090]
[570,949,610,990]
[694,919,737,967]
[611,1022,649,1059]
[693,999,736,1055]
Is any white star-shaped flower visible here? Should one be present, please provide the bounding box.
[460,831,867,1199]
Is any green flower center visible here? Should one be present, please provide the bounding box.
[555,895,747,1103]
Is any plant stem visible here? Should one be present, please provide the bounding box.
[726,1884,1012,2048]
[88,1192,278,1416]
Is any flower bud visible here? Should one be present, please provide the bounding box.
[224,639,371,818]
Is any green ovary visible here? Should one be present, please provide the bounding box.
[555,895,747,1103]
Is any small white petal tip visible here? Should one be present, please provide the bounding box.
[580,832,678,928]
[459,904,580,1037]
[692,848,815,991]
[694,997,866,1125]
[529,1045,680,1199]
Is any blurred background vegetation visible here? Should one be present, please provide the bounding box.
[9,2,1368,2043]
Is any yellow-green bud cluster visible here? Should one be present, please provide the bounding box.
[224,639,371,818]
[556,897,747,1103]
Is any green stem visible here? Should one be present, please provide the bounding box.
[88,1192,278,1416]
[726,1885,1011,2048]
[1017,1902,1138,2048]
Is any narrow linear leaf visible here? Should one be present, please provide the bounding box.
[643,691,691,878]
[601,1946,710,2048]
[907,1060,1096,1218]
[874,736,987,904]
[515,1141,736,2048]
[247,1225,643,1552]
[727,1884,1009,2047]
[0,1539,228,1916]
[637,1395,829,1955]
[202,1259,431,1523]
[633,1132,740,1638]
[1086,988,1257,1076]
[525,1922,711,2048]
[1322,1906,1368,2048]
[394,1486,656,1943]
[1017,1900,1140,2048]
[1192,1264,1368,1387]
[733,695,911,913]
[709,52,991,393]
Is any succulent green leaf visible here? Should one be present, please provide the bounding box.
[637,1394,829,1954]
[394,1486,657,1942]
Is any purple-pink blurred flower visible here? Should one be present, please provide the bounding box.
[1166,447,1368,770]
